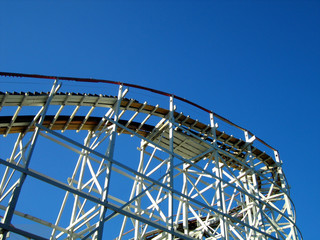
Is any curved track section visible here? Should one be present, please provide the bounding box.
[0,74,301,240]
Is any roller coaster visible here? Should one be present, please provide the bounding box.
[0,72,301,239]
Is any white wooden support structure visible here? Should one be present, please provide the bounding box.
[0,72,302,240]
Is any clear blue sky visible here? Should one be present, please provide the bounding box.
[1,0,319,239]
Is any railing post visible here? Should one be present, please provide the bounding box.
[210,112,229,240]
[95,84,124,240]
[274,150,297,240]
[244,131,265,239]
[168,95,174,239]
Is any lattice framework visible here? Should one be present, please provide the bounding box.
[0,73,301,240]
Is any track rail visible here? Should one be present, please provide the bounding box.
[0,71,277,151]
